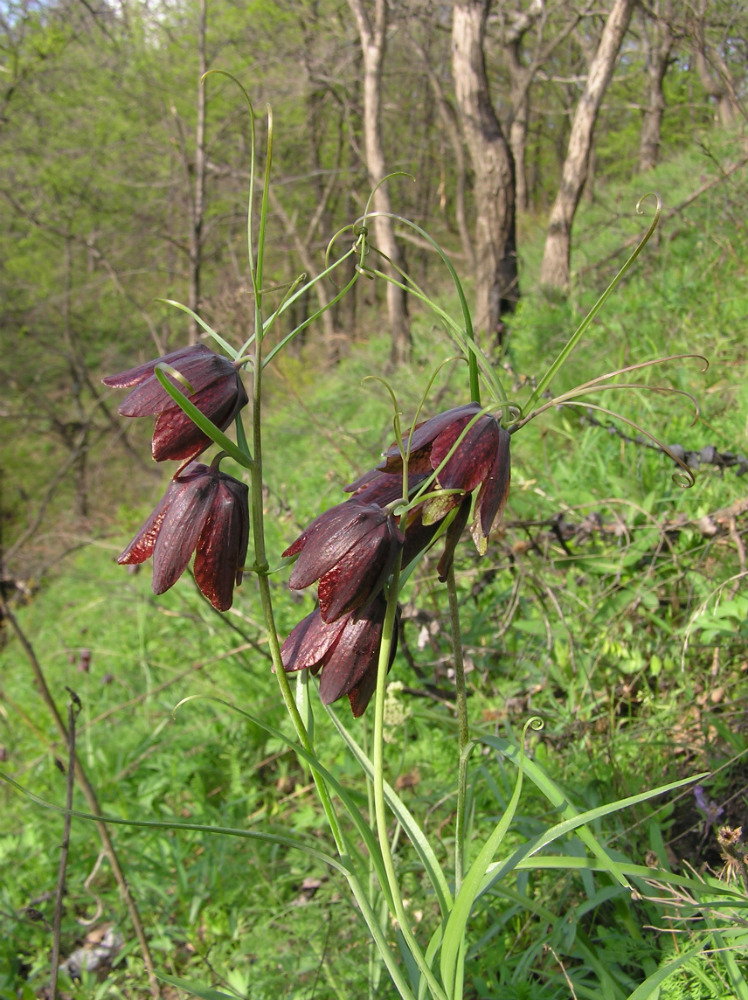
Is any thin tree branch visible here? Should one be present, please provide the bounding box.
[0,596,161,999]
[50,691,80,1000]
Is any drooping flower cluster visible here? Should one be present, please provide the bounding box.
[104,346,249,610]
[281,403,511,715]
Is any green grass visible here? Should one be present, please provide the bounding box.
[2,133,748,999]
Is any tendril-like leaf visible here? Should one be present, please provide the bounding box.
[557,401,696,488]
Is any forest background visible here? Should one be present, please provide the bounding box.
[1,0,748,998]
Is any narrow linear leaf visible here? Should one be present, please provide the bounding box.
[157,974,236,1000]
[0,771,347,874]
[153,368,252,469]
[514,856,746,898]
[478,771,705,898]
[484,734,706,889]
[324,703,453,918]
[440,732,526,994]
[156,299,237,358]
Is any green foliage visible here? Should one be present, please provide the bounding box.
[2,5,748,997]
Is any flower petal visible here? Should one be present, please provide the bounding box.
[420,490,464,526]
[281,608,348,673]
[102,345,211,390]
[346,603,399,717]
[287,503,389,591]
[431,415,500,492]
[471,428,511,554]
[346,662,379,718]
[151,377,248,462]
[118,491,172,565]
[220,475,251,587]
[116,349,238,416]
[345,471,404,506]
[151,465,217,594]
[317,515,402,622]
[318,599,388,704]
[193,475,250,610]
[379,404,481,473]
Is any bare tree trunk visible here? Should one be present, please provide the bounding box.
[503,0,544,215]
[410,30,476,270]
[639,1,674,172]
[693,22,741,126]
[268,188,337,347]
[188,0,207,343]
[347,0,411,366]
[540,0,636,290]
[452,0,519,342]
[508,66,530,213]
[502,2,591,214]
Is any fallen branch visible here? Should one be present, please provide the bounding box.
[580,407,748,476]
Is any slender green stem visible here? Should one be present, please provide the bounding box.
[372,563,449,1000]
[249,275,415,1000]
[238,109,418,998]
[244,110,348,853]
[248,284,347,857]
[446,566,470,893]
[262,252,360,368]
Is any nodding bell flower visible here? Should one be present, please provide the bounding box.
[344,469,465,579]
[283,501,404,623]
[281,596,398,717]
[379,403,511,554]
[103,344,248,462]
[118,461,249,611]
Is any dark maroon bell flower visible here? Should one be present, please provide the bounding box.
[103,344,248,462]
[283,501,404,623]
[119,461,249,611]
[379,403,511,554]
[345,469,465,579]
[281,596,398,716]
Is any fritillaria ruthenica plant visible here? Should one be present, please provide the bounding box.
[103,353,511,701]
[101,92,706,1000]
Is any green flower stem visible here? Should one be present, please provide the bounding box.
[372,562,449,1000]
[240,111,416,998]
[446,566,470,893]
[248,307,347,860]
[261,256,360,368]
[244,129,349,854]
[250,363,416,1000]
[245,231,415,998]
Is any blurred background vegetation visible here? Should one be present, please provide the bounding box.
[1,1,747,997]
